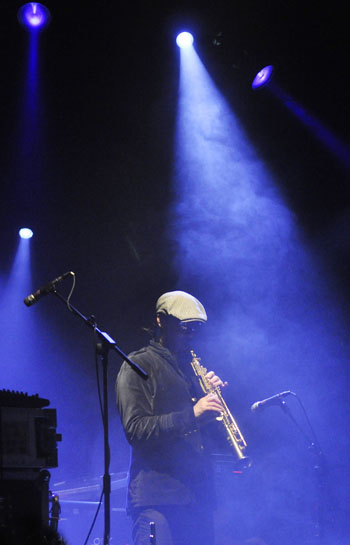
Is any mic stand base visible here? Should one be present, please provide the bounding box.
[279,400,327,545]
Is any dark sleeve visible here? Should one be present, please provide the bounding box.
[116,363,197,447]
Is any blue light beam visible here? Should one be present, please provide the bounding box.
[268,83,350,170]
[0,236,35,387]
[172,44,349,544]
[173,45,296,298]
[12,1,48,205]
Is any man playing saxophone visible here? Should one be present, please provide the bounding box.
[116,290,226,545]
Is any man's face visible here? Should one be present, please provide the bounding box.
[157,314,204,355]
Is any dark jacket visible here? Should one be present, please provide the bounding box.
[116,340,215,511]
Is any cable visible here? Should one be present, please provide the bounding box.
[294,393,323,455]
[66,272,76,312]
[83,488,104,545]
[93,322,104,420]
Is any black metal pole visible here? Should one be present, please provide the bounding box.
[101,352,111,545]
[49,289,147,544]
[279,400,326,544]
[52,290,147,379]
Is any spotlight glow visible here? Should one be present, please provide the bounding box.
[176,32,194,49]
[19,228,34,239]
[252,65,274,89]
[17,3,51,30]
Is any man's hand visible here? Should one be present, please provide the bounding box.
[193,393,223,418]
[193,370,228,418]
[205,371,228,389]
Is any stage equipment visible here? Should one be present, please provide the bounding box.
[17,3,51,30]
[0,390,61,544]
[176,32,194,49]
[24,272,147,545]
[52,472,129,501]
[23,271,74,307]
[19,227,33,239]
[252,65,274,89]
[251,390,328,543]
[51,472,130,543]
[150,521,156,545]
[0,389,60,470]
[250,390,295,412]
[211,31,274,89]
[190,351,251,470]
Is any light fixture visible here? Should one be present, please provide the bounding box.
[252,65,274,90]
[17,3,51,30]
[176,32,194,49]
[19,228,34,239]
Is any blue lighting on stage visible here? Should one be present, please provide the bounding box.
[17,3,51,31]
[19,227,34,239]
[252,64,274,89]
[268,84,350,169]
[173,45,297,324]
[14,1,48,208]
[0,235,34,388]
[172,40,349,545]
[176,32,194,49]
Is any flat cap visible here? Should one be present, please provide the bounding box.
[156,290,207,323]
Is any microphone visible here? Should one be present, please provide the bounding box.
[250,390,294,413]
[24,271,73,307]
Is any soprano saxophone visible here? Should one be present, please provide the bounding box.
[190,350,252,470]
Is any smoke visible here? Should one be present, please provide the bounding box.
[171,45,349,544]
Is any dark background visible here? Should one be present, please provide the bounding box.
[0,2,349,544]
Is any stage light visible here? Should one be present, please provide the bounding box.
[252,65,274,89]
[17,3,51,30]
[176,32,194,49]
[19,228,34,239]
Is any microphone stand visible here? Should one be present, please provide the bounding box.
[279,400,327,545]
[52,290,147,545]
